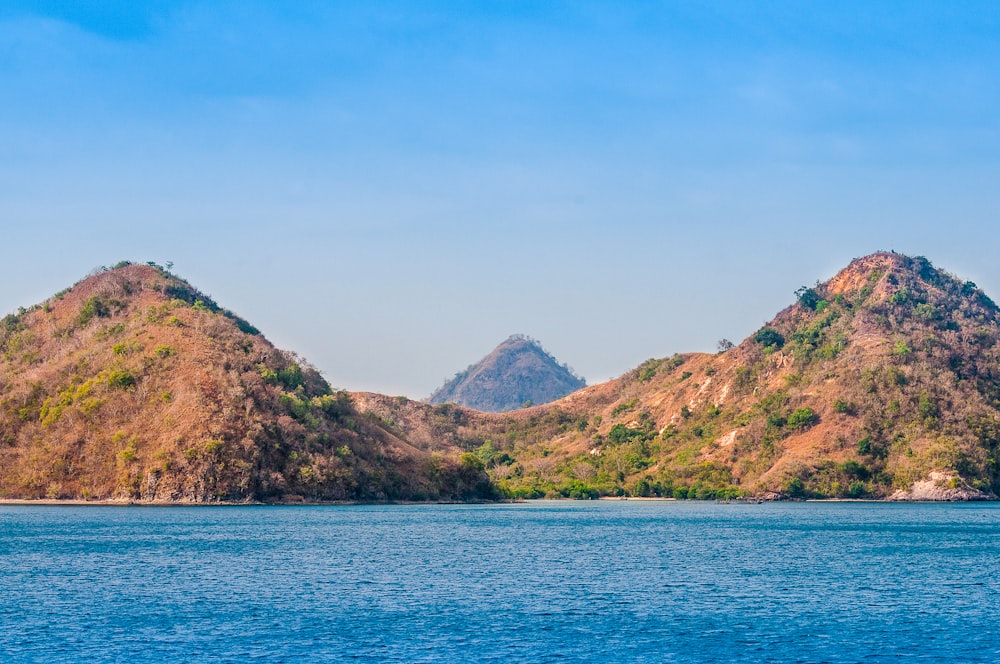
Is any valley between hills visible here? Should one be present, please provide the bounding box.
[2,252,999,503]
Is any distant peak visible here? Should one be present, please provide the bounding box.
[429,335,585,412]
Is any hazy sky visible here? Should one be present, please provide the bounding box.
[2,2,1000,397]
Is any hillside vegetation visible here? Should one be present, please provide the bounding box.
[429,334,585,412]
[4,252,998,502]
[0,263,493,502]
[358,253,1000,500]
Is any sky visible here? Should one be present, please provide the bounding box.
[2,1,1000,397]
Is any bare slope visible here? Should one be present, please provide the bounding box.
[429,334,586,412]
[0,263,492,502]
[356,253,1000,500]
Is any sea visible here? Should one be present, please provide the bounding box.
[1,501,998,663]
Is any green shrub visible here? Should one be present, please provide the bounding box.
[164,283,198,305]
[833,399,855,414]
[839,460,869,479]
[78,296,110,326]
[608,423,644,444]
[796,287,822,311]
[459,452,485,472]
[783,477,806,498]
[630,478,650,497]
[610,399,638,418]
[96,323,127,340]
[754,328,785,349]
[889,287,910,305]
[278,364,305,390]
[234,318,260,335]
[637,358,662,382]
[786,407,817,429]
[312,391,353,418]
[558,480,599,500]
[280,392,311,421]
[117,445,137,464]
[258,364,279,384]
[767,413,786,428]
[106,369,136,390]
[917,392,939,419]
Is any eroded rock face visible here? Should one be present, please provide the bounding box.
[888,472,991,501]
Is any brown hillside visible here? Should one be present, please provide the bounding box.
[353,253,1000,500]
[0,263,492,502]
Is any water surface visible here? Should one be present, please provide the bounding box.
[2,501,998,662]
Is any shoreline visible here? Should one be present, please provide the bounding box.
[1,496,995,506]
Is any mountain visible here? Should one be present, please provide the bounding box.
[357,253,1000,500]
[429,334,586,412]
[0,263,493,502]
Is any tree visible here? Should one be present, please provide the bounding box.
[754,327,785,349]
[717,338,734,352]
[795,286,823,311]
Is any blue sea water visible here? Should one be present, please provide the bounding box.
[1,501,998,663]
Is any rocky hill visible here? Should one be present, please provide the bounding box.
[429,334,586,412]
[0,263,493,502]
[356,253,1000,500]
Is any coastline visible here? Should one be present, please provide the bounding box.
[2,495,995,506]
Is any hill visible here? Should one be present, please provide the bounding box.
[6,253,999,502]
[355,253,1000,500]
[0,263,493,502]
[429,335,586,412]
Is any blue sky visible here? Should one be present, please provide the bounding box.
[2,1,1000,397]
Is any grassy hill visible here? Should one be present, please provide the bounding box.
[0,263,493,502]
